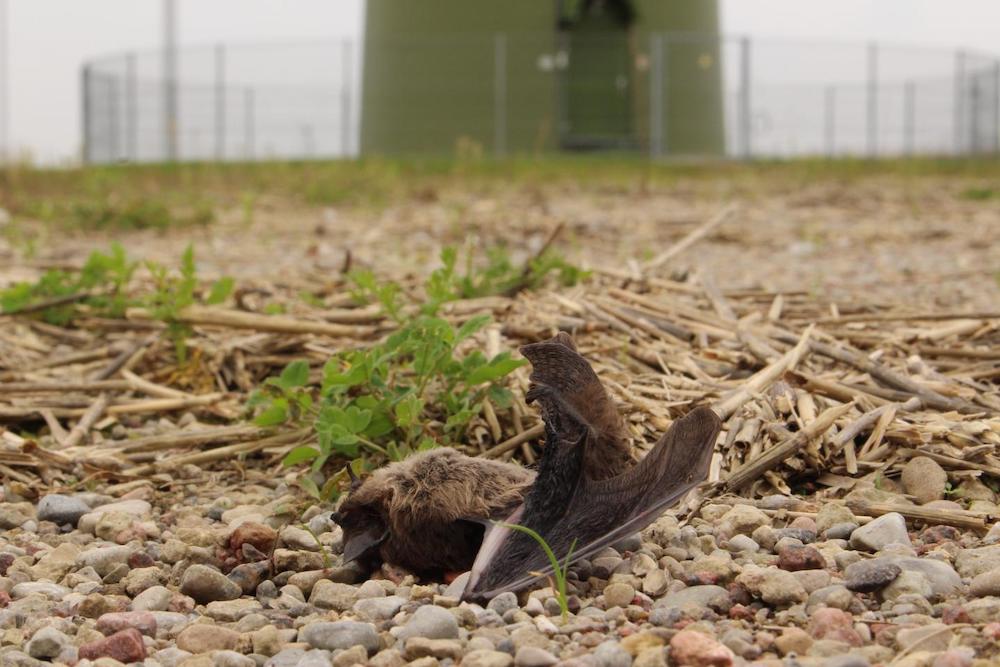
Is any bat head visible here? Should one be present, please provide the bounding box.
[331,466,390,564]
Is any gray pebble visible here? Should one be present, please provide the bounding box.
[180,564,242,603]
[850,513,910,551]
[25,626,70,659]
[36,494,90,527]
[488,591,519,616]
[515,646,558,667]
[844,559,901,592]
[299,620,379,654]
[396,604,459,640]
[593,641,632,667]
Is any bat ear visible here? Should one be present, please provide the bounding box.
[346,464,363,492]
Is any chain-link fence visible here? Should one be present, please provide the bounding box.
[81,34,1000,163]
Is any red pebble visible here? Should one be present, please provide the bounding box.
[807,607,862,646]
[670,629,735,667]
[228,522,277,561]
[96,611,157,637]
[78,628,147,663]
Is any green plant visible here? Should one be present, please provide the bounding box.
[249,247,546,501]
[143,245,233,362]
[499,522,577,620]
[0,243,136,325]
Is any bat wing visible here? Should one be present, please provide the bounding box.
[462,335,721,601]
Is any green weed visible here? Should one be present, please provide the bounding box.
[499,522,577,620]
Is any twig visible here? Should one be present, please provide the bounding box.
[126,305,376,337]
[63,394,109,449]
[481,423,545,459]
[643,203,737,271]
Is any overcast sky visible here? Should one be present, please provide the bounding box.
[4,0,1000,164]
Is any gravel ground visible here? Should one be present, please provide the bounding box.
[1,171,999,667]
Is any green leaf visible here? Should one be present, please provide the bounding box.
[466,353,527,384]
[254,398,288,426]
[282,445,321,467]
[206,276,234,305]
[393,394,423,428]
[456,314,490,342]
[299,476,321,500]
[276,360,310,390]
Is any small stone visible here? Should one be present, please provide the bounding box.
[932,648,976,667]
[463,649,515,667]
[204,598,263,622]
[850,513,910,551]
[180,564,242,604]
[774,627,812,656]
[405,638,464,661]
[955,544,1000,578]
[844,559,901,592]
[724,535,758,553]
[488,591,519,616]
[25,626,70,659]
[176,624,240,653]
[718,505,770,536]
[807,608,862,646]
[656,585,731,612]
[132,585,173,611]
[882,569,933,601]
[642,569,669,596]
[212,650,256,667]
[669,630,734,667]
[299,620,380,654]
[620,632,664,657]
[78,545,133,577]
[604,583,635,608]
[229,522,278,556]
[633,647,667,667]
[970,566,1000,596]
[96,611,157,636]
[777,545,825,571]
[333,645,370,667]
[353,595,405,620]
[252,625,284,657]
[78,628,147,663]
[806,585,854,611]
[901,457,948,504]
[594,641,632,667]
[736,566,807,606]
[309,579,358,611]
[514,646,559,667]
[396,604,459,640]
[36,494,90,526]
[826,522,859,540]
[816,504,856,534]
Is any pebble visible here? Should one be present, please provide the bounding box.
[78,628,147,663]
[36,494,91,527]
[603,583,635,608]
[736,566,807,606]
[488,591,520,616]
[656,585,731,612]
[668,629,734,667]
[901,457,948,504]
[176,624,240,653]
[25,626,71,659]
[395,604,460,640]
[515,646,559,667]
[850,513,911,551]
[844,559,901,592]
[180,564,242,603]
[463,649,516,667]
[969,566,1000,596]
[299,620,380,654]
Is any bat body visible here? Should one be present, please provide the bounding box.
[333,333,720,596]
[332,447,534,574]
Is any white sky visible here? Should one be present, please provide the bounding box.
[3,0,999,164]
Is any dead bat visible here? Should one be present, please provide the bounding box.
[461,332,721,601]
[331,447,534,574]
[331,332,719,591]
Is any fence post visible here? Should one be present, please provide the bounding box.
[215,44,225,160]
[244,88,255,160]
[341,39,353,157]
[824,85,835,157]
[163,0,179,161]
[954,50,966,155]
[493,32,507,158]
[866,42,878,157]
[970,76,981,154]
[82,65,92,164]
[903,80,915,156]
[109,73,120,161]
[739,36,752,158]
[126,53,137,162]
[995,60,1000,155]
[649,33,663,159]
